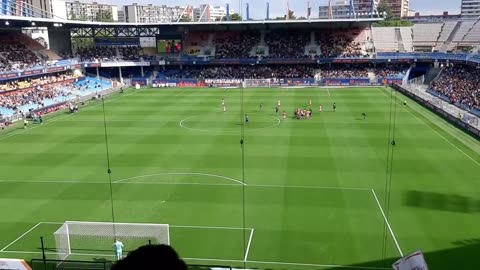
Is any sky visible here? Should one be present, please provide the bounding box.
[114,0,462,18]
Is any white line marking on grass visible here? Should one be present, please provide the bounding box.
[113,172,246,185]
[117,172,245,185]
[402,107,480,167]
[184,258,390,270]
[38,221,253,231]
[172,225,253,230]
[0,249,389,269]
[0,179,108,184]
[179,113,281,133]
[175,89,189,96]
[0,222,42,251]
[0,88,144,143]
[327,88,331,96]
[116,182,242,186]
[371,189,404,257]
[247,260,391,270]
[244,229,254,262]
[248,184,371,191]
[381,87,479,167]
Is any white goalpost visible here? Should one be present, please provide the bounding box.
[54,221,170,261]
[243,78,272,88]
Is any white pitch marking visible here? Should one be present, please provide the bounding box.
[247,260,391,270]
[249,184,371,191]
[113,172,246,185]
[175,89,189,96]
[380,87,479,167]
[244,228,255,262]
[371,189,404,257]
[0,222,42,252]
[0,251,390,270]
[326,88,331,96]
[39,221,253,231]
[402,106,480,167]
[0,87,144,143]
[0,178,372,192]
[179,113,281,133]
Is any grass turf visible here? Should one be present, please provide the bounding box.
[0,86,479,270]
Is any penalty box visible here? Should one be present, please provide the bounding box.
[0,222,253,262]
[0,187,402,267]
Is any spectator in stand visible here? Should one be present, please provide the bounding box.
[157,65,315,80]
[431,65,480,111]
[374,65,409,78]
[215,32,260,59]
[264,31,310,59]
[316,31,366,58]
[74,46,146,62]
[0,43,43,73]
[321,66,369,78]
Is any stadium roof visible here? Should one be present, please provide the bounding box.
[0,15,382,29]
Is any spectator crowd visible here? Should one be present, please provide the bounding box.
[215,32,260,59]
[0,72,79,92]
[264,31,310,59]
[0,43,43,73]
[158,65,315,80]
[0,83,70,112]
[431,65,480,111]
[72,46,146,62]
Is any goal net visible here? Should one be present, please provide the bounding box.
[54,221,170,261]
[243,79,272,88]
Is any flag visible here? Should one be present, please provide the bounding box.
[307,0,311,18]
[328,0,333,19]
[287,0,290,20]
[393,250,429,270]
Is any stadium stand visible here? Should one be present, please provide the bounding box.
[214,32,260,59]
[316,29,369,57]
[462,19,480,45]
[264,31,310,59]
[412,23,443,50]
[157,65,315,79]
[447,19,477,51]
[0,75,111,116]
[430,65,480,113]
[372,27,399,52]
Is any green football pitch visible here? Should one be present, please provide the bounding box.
[0,87,479,270]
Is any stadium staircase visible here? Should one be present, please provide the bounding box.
[367,69,377,83]
[38,49,62,60]
[396,28,405,52]
[424,67,443,85]
[440,21,462,51]
[447,19,478,51]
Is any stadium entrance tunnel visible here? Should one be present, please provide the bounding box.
[179,113,280,133]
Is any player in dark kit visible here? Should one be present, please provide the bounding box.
[245,114,249,125]
[361,113,367,120]
[275,106,279,114]
[260,102,263,111]
[333,102,337,112]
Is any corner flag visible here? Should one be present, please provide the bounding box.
[393,250,429,270]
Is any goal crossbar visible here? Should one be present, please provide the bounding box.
[54,221,170,261]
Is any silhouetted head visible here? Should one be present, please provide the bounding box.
[112,244,187,270]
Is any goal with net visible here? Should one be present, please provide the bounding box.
[243,79,272,88]
[54,221,170,260]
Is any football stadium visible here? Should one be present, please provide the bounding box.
[0,0,479,270]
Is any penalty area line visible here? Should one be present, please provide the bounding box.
[244,228,254,262]
[371,189,404,257]
[0,251,391,270]
[0,222,42,252]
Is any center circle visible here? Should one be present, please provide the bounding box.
[180,113,280,132]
